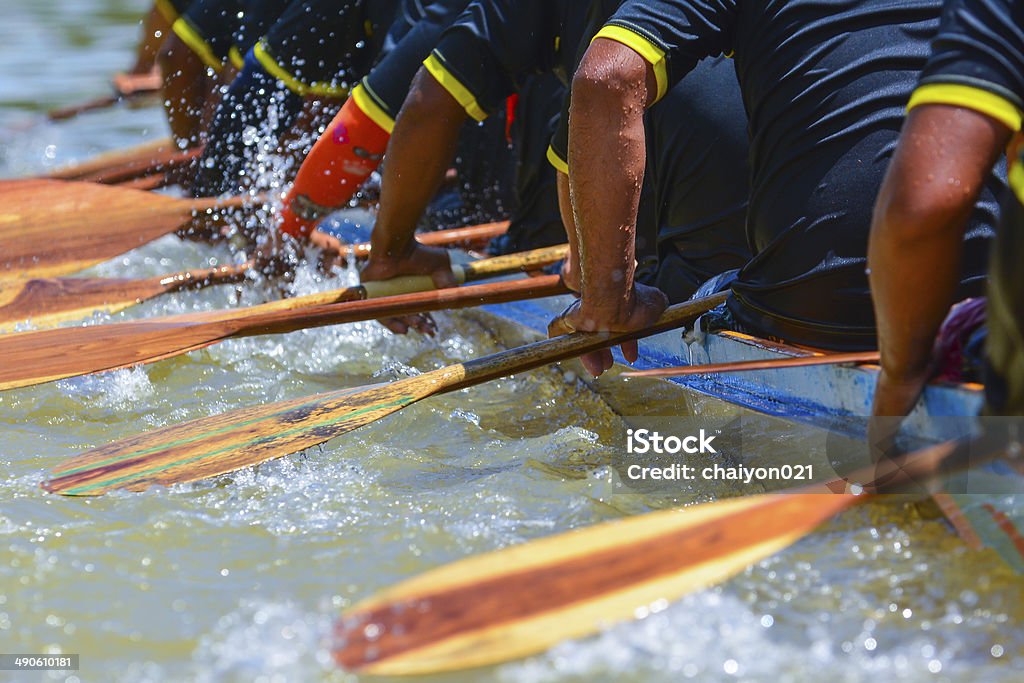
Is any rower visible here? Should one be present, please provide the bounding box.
[115,1,176,94]
[155,0,276,149]
[350,0,750,332]
[869,0,1024,418]
[276,0,482,248]
[187,0,403,204]
[546,0,1006,376]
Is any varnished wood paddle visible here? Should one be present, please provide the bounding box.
[622,351,881,378]
[45,138,175,179]
[0,180,257,281]
[47,76,162,121]
[0,246,569,391]
[76,147,201,185]
[42,291,727,496]
[0,221,511,332]
[0,262,251,333]
[330,432,1009,675]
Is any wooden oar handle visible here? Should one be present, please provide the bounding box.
[46,137,174,179]
[354,245,568,298]
[445,291,730,390]
[83,147,202,184]
[417,221,509,249]
[462,244,568,281]
[343,222,511,259]
[157,261,252,293]
[623,350,881,378]
[235,275,568,339]
[47,94,120,121]
[188,194,268,212]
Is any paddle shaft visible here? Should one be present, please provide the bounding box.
[346,222,510,258]
[623,351,881,377]
[42,289,723,496]
[80,147,201,185]
[439,292,730,393]
[0,223,521,331]
[214,275,568,340]
[45,138,174,178]
[179,244,568,318]
[0,246,570,391]
[47,80,161,121]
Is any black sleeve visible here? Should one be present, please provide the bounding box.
[913,0,1024,122]
[427,0,558,119]
[599,0,737,104]
[361,0,472,125]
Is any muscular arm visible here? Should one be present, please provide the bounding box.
[569,38,657,321]
[869,104,1010,416]
[157,34,212,148]
[126,4,172,76]
[362,67,467,286]
[547,38,667,376]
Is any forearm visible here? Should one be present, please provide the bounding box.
[158,39,207,148]
[130,6,172,74]
[869,198,965,381]
[869,105,1009,385]
[569,40,654,321]
[371,68,466,261]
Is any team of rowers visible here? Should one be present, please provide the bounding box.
[120,0,1023,427]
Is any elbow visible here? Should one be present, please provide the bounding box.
[157,35,198,80]
[571,44,649,115]
[402,67,467,127]
[871,180,972,252]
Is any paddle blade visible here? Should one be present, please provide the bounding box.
[46,137,173,179]
[333,493,859,675]
[42,375,445,496]
[0,264,249,333]
[0,276,178,332]
[0,180,193,280]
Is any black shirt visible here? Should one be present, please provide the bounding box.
[253,0,401,96]
[604,0,1005,349]
[357,0,473,128]
[171,0,281,71]
[431,0,750,299]
[911,0,1024,413]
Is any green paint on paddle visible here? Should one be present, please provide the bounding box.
[60,395,417,495]
[51,385,376,479]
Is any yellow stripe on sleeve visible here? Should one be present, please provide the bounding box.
[546,145,569,174]
[172,17,224,72]
[593,25,668,104]
[228,46,244,70]
[253,40,349,97]
[908,83,1023,132]
[352,83,396,134]
[423,53,489,122]
[155,0,180,24]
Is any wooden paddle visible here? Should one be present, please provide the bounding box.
[47,76,162,121]
[0,262,251,333]
[0,221,512,332]
[0,180,257,281]
[0,245,569,391]
[622,351,881,378]
[45,138,176,179]
[76,147,201,185]
[330,432,1009,675]
[42,291,726,496]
